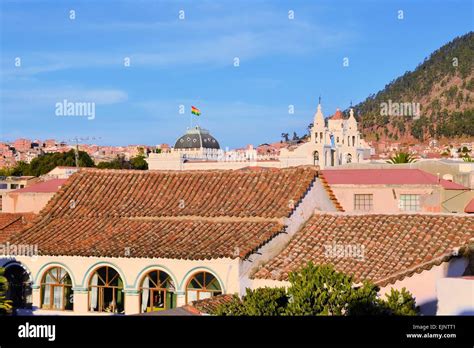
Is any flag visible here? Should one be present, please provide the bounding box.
[191,106,201,116]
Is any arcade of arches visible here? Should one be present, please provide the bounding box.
[1,258,228,315]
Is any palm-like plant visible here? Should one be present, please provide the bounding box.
[387,152,417,164]
[0,267,12,315]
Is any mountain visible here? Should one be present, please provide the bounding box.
[351,32,474,143]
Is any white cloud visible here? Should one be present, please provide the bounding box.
[2,87,128,105]
[0,8,356,76]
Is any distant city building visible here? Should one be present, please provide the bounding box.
[13,138,32,152]
[147,102,372,170]
[43,139,57,148]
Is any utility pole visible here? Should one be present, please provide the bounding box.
[63,136,101,168]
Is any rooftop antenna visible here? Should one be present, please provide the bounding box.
[318,96,321,105]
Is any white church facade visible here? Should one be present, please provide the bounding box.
[279,104,371,168]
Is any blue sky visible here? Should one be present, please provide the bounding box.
[0,0,472,148]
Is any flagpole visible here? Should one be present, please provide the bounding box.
[190,109,192,129]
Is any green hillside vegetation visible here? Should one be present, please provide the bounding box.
[351,32,474,142]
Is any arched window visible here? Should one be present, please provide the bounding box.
[139,270,176,313]
[313,151,319,165]
[186,271,222,304]
[346,153,352,164]
[5,263,32,310]
[40,267,73,311]
[88,266,124,313]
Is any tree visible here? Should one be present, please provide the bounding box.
[387,152,417,164]
[6,150,95,177]
[286,263,379,315]
[97,154,148,170]
[380,288,419,316]
[214,287,288,316]
[213,263,419,316]
[96,155,130,169]
[0,167,12,176]
[10,161,30,176]
[0,267,12,315]
[130,155,148,170]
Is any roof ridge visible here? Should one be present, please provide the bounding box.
[312,211,474,217]
[373,247,466,287]
[318,173,344,212]
[127,215,284,223]
[77,165,317,175]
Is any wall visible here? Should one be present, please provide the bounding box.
[147,154,284,171]
[331,185,442,213]
[239,177,338,294]
[436,277,474,315]
[379,258,468,315]
[441,189,474,213]
[1,255,240,315]
[2,192,55,213]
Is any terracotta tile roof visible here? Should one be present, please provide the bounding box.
[0,213,37,243]
[253,213,474,286]
[185,294,235,315]
[41,167,318,219]
[330,109,344,120]
[11,217,283,259]
[8,167,319,260]
[321,169,469,190]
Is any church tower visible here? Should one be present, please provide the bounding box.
[347,108,357,131]
[311,101,326,144]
